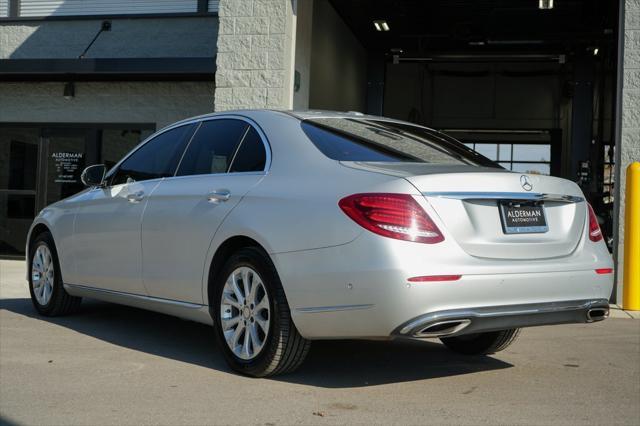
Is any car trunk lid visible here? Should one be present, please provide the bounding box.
[342,162,586,260]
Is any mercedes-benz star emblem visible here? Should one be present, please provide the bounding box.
[520,175,533,191]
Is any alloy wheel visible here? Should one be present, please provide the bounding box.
[32,245,54,306]
[220,266,271,360]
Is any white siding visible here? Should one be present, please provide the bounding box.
[19,0,199,17]
[208,1,220,13]
[0,0,8,17]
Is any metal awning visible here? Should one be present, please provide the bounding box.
[0,57,216,81]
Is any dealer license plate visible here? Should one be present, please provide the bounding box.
[499,202,548,234]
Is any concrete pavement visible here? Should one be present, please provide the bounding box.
[1,260,639,425]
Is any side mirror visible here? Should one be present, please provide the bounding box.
[81,164,106,187]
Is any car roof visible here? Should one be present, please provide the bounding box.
[164,109,438,133]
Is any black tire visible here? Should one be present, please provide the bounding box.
[212,247,310,377]
[28,231,82,316]
[440,329,520,355]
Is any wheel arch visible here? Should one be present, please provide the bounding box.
[206,235,270,309]
[28,223,52,247]
[25,222,53,279]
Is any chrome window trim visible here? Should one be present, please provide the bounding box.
[226,125,251,173]
[173,120,203,177]
[105,113,272,184]
[422,192,584,203]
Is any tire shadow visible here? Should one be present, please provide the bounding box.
[0,297,513,388]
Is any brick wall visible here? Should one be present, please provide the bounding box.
[0,82,215,129]
[214,0,296,110]
[616,0,640,300]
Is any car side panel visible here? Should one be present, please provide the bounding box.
[141,173,264,304]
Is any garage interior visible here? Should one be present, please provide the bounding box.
[303,0,621,251]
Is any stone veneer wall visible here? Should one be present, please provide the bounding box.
[615,0,640,300]
[214,0,296,111]
[0,82,215,129]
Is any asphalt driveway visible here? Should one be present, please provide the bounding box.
[1,260,639,425]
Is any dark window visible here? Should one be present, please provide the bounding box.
[301,118,498,168]
[176,119,248,176]
[463,142,550,175]
[229,126,267,172]
[111,124,195,185]
[101,128,154,171]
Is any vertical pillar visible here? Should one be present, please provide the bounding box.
[614,0,640,303]
[623,162,640,310]
[569,55,595,182]
[215,0,297,111]
[292,0,313,109]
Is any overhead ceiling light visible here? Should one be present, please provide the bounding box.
[539,0,553,9]
[373,20,390,31]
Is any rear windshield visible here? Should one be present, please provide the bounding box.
[301,118,498,168]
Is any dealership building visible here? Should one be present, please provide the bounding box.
[0,0,638,302]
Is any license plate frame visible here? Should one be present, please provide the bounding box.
[498,201,548,234]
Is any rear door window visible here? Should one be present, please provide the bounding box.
[176,119,248,176]
[229,126,267,173]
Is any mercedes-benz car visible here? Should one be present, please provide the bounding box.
[26,110,614,377]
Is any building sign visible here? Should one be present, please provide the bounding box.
[52,152,84,183]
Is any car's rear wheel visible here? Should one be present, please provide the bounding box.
[212,247,310,377]
[29,231,81,316]
[440,329,520,355]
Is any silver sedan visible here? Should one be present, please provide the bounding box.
[26,110,614,377]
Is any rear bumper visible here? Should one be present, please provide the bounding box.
[273,229,614,339]
[393,298,609,339]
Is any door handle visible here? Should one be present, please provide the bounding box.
[126,191,145,203]
[207,189,231,203]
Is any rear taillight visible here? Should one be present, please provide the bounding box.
[587,203,603,242]
[338,193,444,244]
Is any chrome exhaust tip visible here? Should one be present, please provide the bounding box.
[414,319,472,338]
[586,307,609,322]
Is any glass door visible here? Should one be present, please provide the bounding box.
[42,128,98,208]
[0,128,41,257]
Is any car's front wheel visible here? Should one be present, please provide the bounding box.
[440,329,520,355]
[212,247,310,377]
[28,231,81,316]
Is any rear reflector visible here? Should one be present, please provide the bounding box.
[339,193,444,244]
[595,268,613,274]
[587,203,603,242]
[408,275,462,282]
